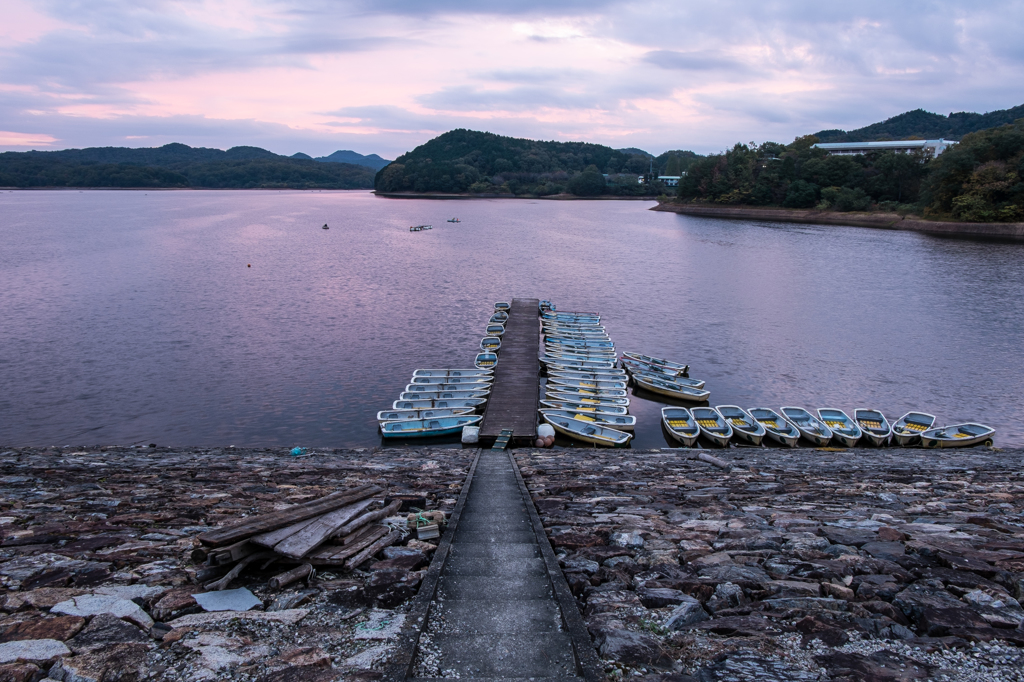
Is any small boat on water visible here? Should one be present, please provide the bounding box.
[414,368,492,378]
[817,408,863,448]
[542,358,617,371]
[780,407,833,446]
[539,399,629,415]
[409,225,432,232]
[394,398,487,410]
[620,358,681,378]
[544,391,630,407]
[447,218,461,223]
[749,407,800,447]
[544,331,611,341]
[542,413,632,447]
[548,369,627,381]
[690,407,733,447]
[622,361,704,387]
[377,407,475,423]
[632,373,710,402]
[545,338,615,349]
[548,377,628,391]
[543,310,599,320]
[405,382,490,393]
[490,312,508,324]
[891,412,936,446]
[410,375,492,385]
[475,352,497,369]
[322,224,329,229]
[480,336,501,352]
[539,409,636,431]
[400,391,488,401]
[545,345,616,357]
[622,352,689,375]
[920,423,995,448]
[539,300,555,312]
[546,385,627,398]
[381,414,482,438]
[854,409,892,446]
[717,405,766,446]
[494,302,511,312]
[661,407,699,447]
[485,324,506,337]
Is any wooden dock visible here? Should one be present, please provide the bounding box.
[480,298,540,445]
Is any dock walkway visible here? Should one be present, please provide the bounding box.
[480,298,540,445]
[408,449,597,680]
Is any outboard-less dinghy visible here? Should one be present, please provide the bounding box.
[410,375,492,385]
[381,415,482,438]
[377,407,475,423]
[542,413,632,447]
[717,405,766,446]
[414,369,492,378]
[748,407,800,447]
[920,423,995,448]
[780,407,832,446]
[854,409,892,446]
[493,302,510,312]
[485,324,506,337]
[817,408,863,448]
[690,407,733,447]
[544,391,630,407]
[632,373,711,402]
[539,399,628,415]
[621,352,688,375]
[547,377,628,391]
[543,357,616,371]
[400,391,489,401]
[393,398,486,411]
[661,407,700,447]
[891,412,936,446]
[405,383,490,394]
[475,352,497,369]
[489,312,508,324]
[539,409,636,431]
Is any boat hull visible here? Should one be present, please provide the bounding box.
[539,410,636,431]
[381,415,482,438]
[633,375,710,402]
[542,415,631,447]
[920,424,995,448]
[661,408,699,447]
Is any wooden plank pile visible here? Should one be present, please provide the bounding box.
[196,484,407,589]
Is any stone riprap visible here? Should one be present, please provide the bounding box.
[0,446,472,682]
[515,447,1024,682]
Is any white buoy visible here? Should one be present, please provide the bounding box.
[462,425,480,444]
[537,424,555,439]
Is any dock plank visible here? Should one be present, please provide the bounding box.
[480,298,539,443]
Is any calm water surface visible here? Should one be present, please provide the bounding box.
[1,190,1022,449]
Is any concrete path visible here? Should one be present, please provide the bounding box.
[412,449,582,680]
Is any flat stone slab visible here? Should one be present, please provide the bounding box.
[448,543,539,560]
[430,633,578,677]
[444,556,547,578]
[438,576,554,601]
[167,608,308,628]
[430,599,562,635]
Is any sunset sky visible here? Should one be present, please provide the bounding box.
[2,0,1022,159]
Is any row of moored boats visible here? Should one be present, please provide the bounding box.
[661,405,994,449]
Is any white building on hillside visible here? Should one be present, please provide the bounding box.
[812,139,956,158]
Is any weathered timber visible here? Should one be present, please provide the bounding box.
[480,298,540,443]
[335,499,401,538]
[273,498,376,559]
[268,563,313,589]
[205,551,276,591]
[208,539,259,566]
[345,528,403,569]
[198,484,381,547]
[307,525,390,566]
[251,516,320,549]
[340,523,380,546]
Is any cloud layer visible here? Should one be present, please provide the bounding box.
[1,0,1022,157]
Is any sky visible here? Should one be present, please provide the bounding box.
[1,0,1023,159]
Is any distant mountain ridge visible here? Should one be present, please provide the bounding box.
[814,103,1024,143]
[314,150,391,170]
[0,143,376,189]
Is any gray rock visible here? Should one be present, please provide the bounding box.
[610,531,644,548]
[193,587,262,612]
[697,564,770,589]
[764,597,848,611]
[51,595,153,629]
[49,641,150,682]
[66,614,149,653]
[562,558,600,575]
[860,541,905,559]
[823,543,859,557]
[382,547,426,560]
[665,597,710,629]
[0,638,69,664]
[706,582,746,614]
[591,626,674,669]
[603,555,636,569]
[637,587,689,609]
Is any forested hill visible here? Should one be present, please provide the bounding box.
[374,129,696,196]
[814,103,1024,143]
[0,143,376,189]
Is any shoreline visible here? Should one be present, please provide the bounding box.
[0,445,1021,680]
[372,191,660,201]
[651,203,1024,240]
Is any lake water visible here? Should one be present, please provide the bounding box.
[1,190,1022,450]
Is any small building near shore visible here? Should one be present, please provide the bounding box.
[812,139,956,158]
[637,173,686,186]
